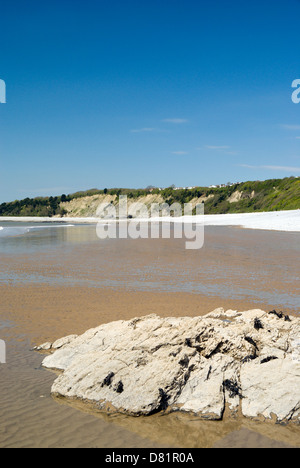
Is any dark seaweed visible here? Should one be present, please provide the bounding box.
[158,388,170,411]
[260,356,278,364]
[254,318,264,330]
[223,379,243,399]
[241,354,257,364]
[185,338,193,348]
[115,381,124,393]
[269,309,283,319]
[269,310,290,321]
[244,336,259,351]
[178,355,190,368]
[101,372,115,387]
[205,365,212,381]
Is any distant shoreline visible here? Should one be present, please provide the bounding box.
[1,177,299,219]
[0,209,299,232]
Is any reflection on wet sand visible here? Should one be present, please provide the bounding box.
[0,225,299,313]
[53,395,299,448]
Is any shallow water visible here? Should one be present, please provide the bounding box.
[0,324,164,448]
[0,223,299,313]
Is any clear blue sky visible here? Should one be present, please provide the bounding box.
[0,0,300,202]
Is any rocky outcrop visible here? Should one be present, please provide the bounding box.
[38,309,300,423]
[227,190,256,204]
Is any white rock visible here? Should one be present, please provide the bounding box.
[241,357,300,422]
[34,342,52,351]
[39,310,300,422]
[51,334,78,350]
[33,334,78,352]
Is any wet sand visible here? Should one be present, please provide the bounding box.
[0,328,166,448]
[0,284,281,346]
[0,225,299,448]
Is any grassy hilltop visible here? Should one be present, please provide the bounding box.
[0,176,299,218]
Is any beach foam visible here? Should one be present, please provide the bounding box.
[0,223,75,238]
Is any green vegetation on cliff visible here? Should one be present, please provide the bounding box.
[0,196,67,217]
[0,177,299,217]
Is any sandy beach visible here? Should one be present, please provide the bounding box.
[0,219,299,448]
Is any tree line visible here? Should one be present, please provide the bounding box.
[0,177,299,217]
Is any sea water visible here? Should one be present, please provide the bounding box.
[0,221,299,312]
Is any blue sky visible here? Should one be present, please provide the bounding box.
[0,0,300,202]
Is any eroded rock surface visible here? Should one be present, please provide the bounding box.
[39,309,300,422]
